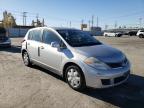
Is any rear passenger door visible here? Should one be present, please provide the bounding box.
[27,29,42,61]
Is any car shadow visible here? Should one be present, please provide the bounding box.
[29,65,144,108]
[82,74,144,108]
[0,45,21,53]
[30,65,64,81]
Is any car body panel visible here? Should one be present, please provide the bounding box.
[137,30,144,37]
[74,44,125,63]
[104,32,122,37]
[21,27,131,89]
[0,36,11,47]
[39,42,62,73]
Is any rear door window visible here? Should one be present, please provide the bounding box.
[28,31,33,40]
[28,29,42,42]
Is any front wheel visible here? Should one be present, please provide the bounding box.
[65,65,86,91]
[22,51,31,66]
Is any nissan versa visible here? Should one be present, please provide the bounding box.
[21,27,131,91]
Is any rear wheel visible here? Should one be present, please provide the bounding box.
[65,65,86,91]
[105,34,108,37]
[139,34,144,38]
[22,51,31,66]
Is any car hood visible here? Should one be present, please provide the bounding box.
[74,44,125,63]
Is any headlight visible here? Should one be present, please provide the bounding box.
[84,57,110,70]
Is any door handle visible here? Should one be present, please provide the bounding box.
[27,43,30,45]
[40,46,44,49]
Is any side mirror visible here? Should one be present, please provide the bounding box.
[51,42,60,48]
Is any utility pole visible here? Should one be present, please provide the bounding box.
[105,24,108,30]
[23,12,27,26]
[42,18,45,27]
[81,19,84,30]
[91,15,94,28]
[139,18,142,28]
[36,13,39,21]
[96,16,99,27]
[88,20,91,30]
[114,21,117,33]
[69,21,71,28]
[36,13,39,26]
[114,21,117,29]
[81,19,84,25]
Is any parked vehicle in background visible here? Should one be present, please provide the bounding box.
[128,31,137,36]
[21,27,130,91]
[104,31,122,37]
[137,30,144,38]
[90,27,103,36]
[83,31,93,36]
[0,27,11,47]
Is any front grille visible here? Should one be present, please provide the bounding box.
[107,62,123,68]
[106,58,128,68]
[114,71,129,84]
[101,79,110,85]
[114,76,126,83]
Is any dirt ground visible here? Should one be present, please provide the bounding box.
[0,36,144,108]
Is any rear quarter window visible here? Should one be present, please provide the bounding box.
[27,31,33,40]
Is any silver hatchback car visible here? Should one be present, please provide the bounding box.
[21,27,130,90]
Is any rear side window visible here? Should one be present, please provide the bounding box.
[28,30,42,42]
[28,31,33,40]
[42,30,60,44]
[140,30,144,32]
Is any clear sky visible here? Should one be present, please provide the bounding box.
[0,0,144,29]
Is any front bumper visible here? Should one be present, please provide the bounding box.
[83,63,130,88]
[0,41,11,47]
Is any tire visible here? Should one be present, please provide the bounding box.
[139,34,144,38]
[118,34,122,37]
[104,34,108,37]
[65,65,86,91]
[22,51,32,66]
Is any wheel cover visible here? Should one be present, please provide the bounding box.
[67,68,81,88]
[23,53,29,65]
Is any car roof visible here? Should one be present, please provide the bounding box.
[29,27,78,31]
[52,27,78,31]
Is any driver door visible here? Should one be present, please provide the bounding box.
[39,29,62,74]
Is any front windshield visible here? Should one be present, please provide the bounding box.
[57,29,101,47]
